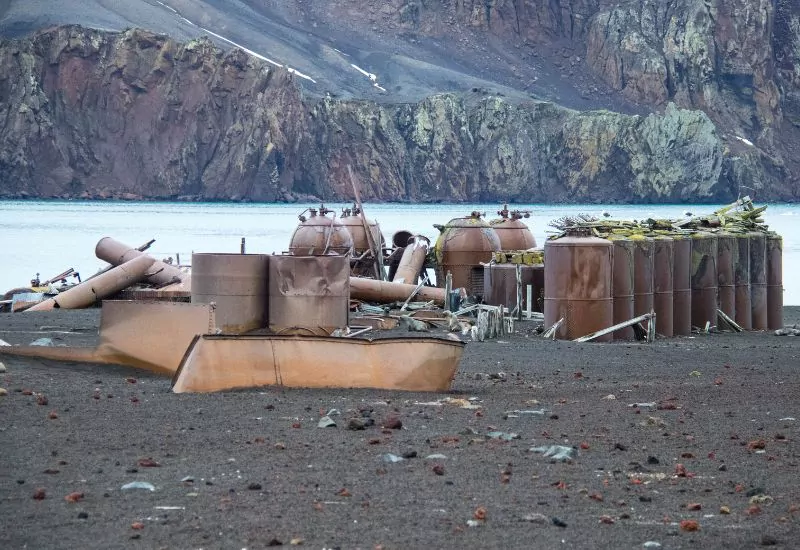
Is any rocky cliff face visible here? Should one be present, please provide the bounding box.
[0,18,795,203]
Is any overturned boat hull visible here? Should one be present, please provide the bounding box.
[172,334,465,393]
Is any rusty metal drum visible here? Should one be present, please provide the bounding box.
[490,205,536,251]
[734,234,752,330]
[268,255,349,335]
[716,232,736,324]
[393,236,430,285]
[632,236,655,331]
[672,235,692,336]
[608,236,635,340]
[653,236,674,338]
[289,207,353,256]
[766,233,783,330]
[749,232,768,330]
[339,210,384,255]
[191,253,270,334]
[691,233,718,330]
[544,228,613,341]
[434,213,502,297]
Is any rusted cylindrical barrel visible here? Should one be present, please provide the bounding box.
[716,232,736,324]
[734,234,752,330]
[483,264,538,312]
[350,277,447,305]
[766,233,783,330]
[609,236,635,340]
[96,237,186,287]
[490,219,536,251]
[749,232,768,330]
[544,228,613,341]
[289,211,353,256]
[653,236,674,338]
[269,255,350,334]
[340,214,384,256]
[691,232,718,329]
[392,236,430,285]
[632,237,655,331]
[672,235,692,336]
[26,255,157,312]
[191,253,270,334]
[434,214,502,297]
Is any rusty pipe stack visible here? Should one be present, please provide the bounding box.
[392,236,430,285]
[95,237,187,288]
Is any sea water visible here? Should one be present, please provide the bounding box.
[1,200,798,305]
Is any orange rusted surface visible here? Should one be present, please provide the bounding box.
[653,236,674,338]
[269,255,350,335]
[490,206,536,251]
[672,235,692,336]
[27,255,156,312]
[350,277,446,305]
[734,234,752,330]
[392,236,429,285]
[691,233,718,329]
[766,233,783,329]
[633,237,655,326]
[192,253,270,334]
[544,228,613,341]
[289,206,353,255]
[95,237,188,289]
[482,264,541,313]
[716,232,736,324]
[434,213,502,296]
[609,236,635,340]
[171,334,465,393]
[340,209,384,255]
[749,232,768,330]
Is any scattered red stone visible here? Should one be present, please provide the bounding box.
[137,458,160,468]
[337,488,352,497]
[473,507,487,520]
[746,505,762,516]
[580,441,590,450]
[32,488,46,500]
[573,371,583,379]
[657,402,677,410]
[675,464,688,477]
[367,438,381,445]
[291,422,301,429]
[747,439,767,450]
[131,522,145,530]
[312,501,324,511]
[48,411,58,419]
[125,377,137,384]
[681,452,695,459]
[599,515,615,524]
[21,389,33,396]
[382,417,402,430]
[708,451,716,459]
[589,493,604,502]
[36,394,48,406]
[130,396,139,403]
[64,492,84,503]
[686,503,702,511]
[432,464,445,476]
[554,480,567,490]
[714,377,724,385]
[680,519,700,532]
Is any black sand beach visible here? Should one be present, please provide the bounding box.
[2,308,799,549]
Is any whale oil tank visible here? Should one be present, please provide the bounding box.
[632,236,655,332]
[653,236,674,338]
[749,232,768,330]
[289,206,353,256]
[544,227,613,341]
[608,235,635,340]
[766,233,783,329]
[489,204,536,251]
[716,232,736,323]
[434,212,502,296]
[691,232,718,329]
[339,205,384,255]
[672,235,692,336]
[734,233,752,330]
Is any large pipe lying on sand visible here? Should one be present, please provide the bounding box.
[392,236,429,285]
[350,276,446,305]
[95,237,188,288]
[26,255,156,311]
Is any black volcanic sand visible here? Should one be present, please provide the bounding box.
[1,308,800,549]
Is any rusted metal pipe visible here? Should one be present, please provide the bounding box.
[27,255,156,311]
[766,233,783,329]
[350,277,447,305]
[392,236,430,285]
[95,237,187,288]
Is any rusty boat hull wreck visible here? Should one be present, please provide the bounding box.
[171,334,465,393]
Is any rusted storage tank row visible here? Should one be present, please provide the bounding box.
[483,264,541,313]
[289,207,353,256]
[652,236,674,338]
[609,236,635,340]
[632,236,655,332]
[749,232,768,330]
[544,228,613,341]
[734,234,752,330]
[490,205,536,250]
[434,213,502,298]
[339,208,384,255]
[672,235,692,336]
[766,233,783,330]
[268,255,350,335]
[716,232,736,322]
[690,233,718,329]
[191,253,270,334]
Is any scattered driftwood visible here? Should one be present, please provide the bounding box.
[543,318,564,340]
[574,312,655,343]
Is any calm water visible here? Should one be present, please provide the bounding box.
[1,200,798,305]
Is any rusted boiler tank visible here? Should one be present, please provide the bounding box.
[339,205,385,255]
[544,227,614,341]
[434,212,502,297]
[489,204,536,250]
[288,205,353,256]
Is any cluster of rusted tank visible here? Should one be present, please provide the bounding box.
[543,227,784,341]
